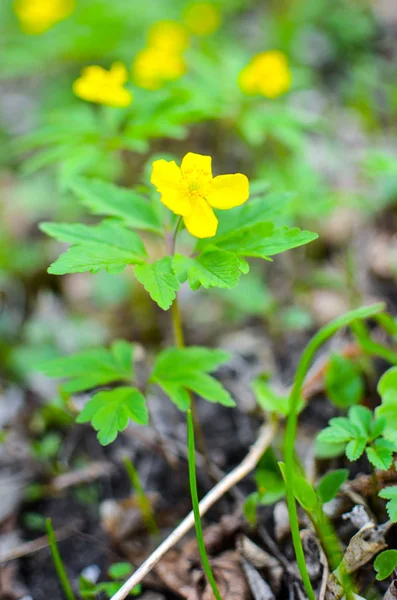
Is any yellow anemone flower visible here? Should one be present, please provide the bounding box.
[183,2,221,36]
[239,50,291,98]
[151,152,249,239]
[133,47,186,90]
[14,0,74,34]
[148,20,189,53]
[73,62,133,108]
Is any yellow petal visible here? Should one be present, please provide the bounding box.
[151,160,191,216]
[207,174,249,209]
[183,198,218,238]
[151,159,182,190]
[109,62,128,85]
[181,152,212,182]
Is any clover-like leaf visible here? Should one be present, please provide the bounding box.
[76,386,148,445]
[36,340,135,393]
[379,487,397,522]
[374,550,397,580]
[345,437,367,461]
[366,438,396,470]
[134,257,180,310]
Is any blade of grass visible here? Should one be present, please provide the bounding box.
[45,518,76,600]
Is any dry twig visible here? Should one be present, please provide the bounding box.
[110,418,279,600]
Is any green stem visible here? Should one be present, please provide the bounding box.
[187,409,222,600]
[284,303,384,600]
[123,456,159,535]
[170,291,221,598]
[46,518,76,600]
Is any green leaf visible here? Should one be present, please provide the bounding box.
[379,486,397,522]
[316,469,349,504]
[201,191,295,242]
[213,223,318,260]
[252,374,300,417]
[151,347,233,410]
[279,462,318,512]
[70,177,162,233]
[366,438,396,470]
[348,405,372,437]
[185,371,235,406]
[315,438,346,459]
[325,354,364,408]
[374,550,397,580]
[317,417,361,444]
[378,366,397,399]
[134,257,179,310]
[345,437,367,461]
[108,562,133,580]
[41,221,147,275]
[36,340,134,393]
[173,248,242,290]
[76,387,148,445]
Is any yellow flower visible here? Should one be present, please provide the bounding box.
[151,152,249,239]
[183,2,221,36]
[239,50,292,98]
[148,20,189,53]
[73,62,133,108]
[133,47,186,90]
[14,0,74,34]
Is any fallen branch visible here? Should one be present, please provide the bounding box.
[110,417,279,600]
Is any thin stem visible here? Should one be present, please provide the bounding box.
[187,410,222,600]
[45,518,76,600]
[284,303,384,600]
[123,457,159,535]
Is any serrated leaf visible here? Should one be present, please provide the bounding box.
[345,437,367,461]
[374,550,397,580]
[76,387,148,445]
[316,469,349,504]
[36,340,134,393]
[213,222,318,259]
[200,191,294,243]
[379,486,397,522]
[317,417,361,444]
[366,438,396,470]
[185,371,235,406]
[348,405,372,437]
[70,177,162,233]
[151,347,233,410]
[173,248,241,290]
[134,257,180,310]
[41,221,147,275]
[325,354,364,408]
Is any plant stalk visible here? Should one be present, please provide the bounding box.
[284,303,384,600]
[46,518,76,600]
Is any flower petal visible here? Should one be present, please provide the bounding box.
[181,152,212,181]
[183,198,218,238]
[207,174,249,209]
[151,160,191,216]
[151,159,182,190]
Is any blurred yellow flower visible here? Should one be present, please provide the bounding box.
[133,47,186,90]
[239,50,292,98]
[73,63,133,108]
[151,152,249,239]
[14,0,74,34]
[148,20,189,53]
[183,2,221,36]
